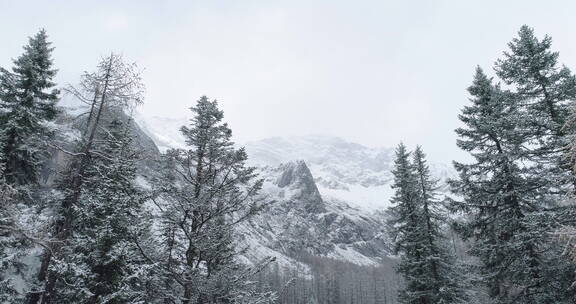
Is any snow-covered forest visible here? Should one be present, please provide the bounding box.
[2,20,576,304]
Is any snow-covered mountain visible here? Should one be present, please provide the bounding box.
[135,115,453,269]
[246,135,455,213]
[139,117,453,213]
[244,136,397,212]
[240,160,391,267]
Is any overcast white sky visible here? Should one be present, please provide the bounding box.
[2,0,576,163]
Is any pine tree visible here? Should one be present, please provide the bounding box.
[412,146,467,304]
[496,25,575,137]
[496,29,576,273]
[151,96,273,303]
[389,144,466,304]
[450,67,575,303]
[0,29,59,186]
[495,25,576,301]
[388,143,426,303]
[495,25,576,192]
[0,30,59,302]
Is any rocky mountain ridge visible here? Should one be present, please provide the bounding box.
[118,114,453,269]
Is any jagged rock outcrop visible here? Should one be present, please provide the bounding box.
[243,135,455,212]
[276,160,325,213]
[241,160,391,267]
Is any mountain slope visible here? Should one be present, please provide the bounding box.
[136,116,452,268]
[244,135,453,212]
[240,160,391,269]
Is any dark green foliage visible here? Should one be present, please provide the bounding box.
[451,65,575,303]
[495,25,575,136]
[389,144,466,304]
[496,25,576,193]
[0,29,59,303]
[0,29,59,186]
[48,118,151,303]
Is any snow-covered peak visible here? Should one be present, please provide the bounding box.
[245,135,455,212]
[137,115,454,213]
[244,135,396,212]
[276,160,321,197]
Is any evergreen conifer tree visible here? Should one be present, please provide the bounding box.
[152,96,273,303]
[495,25,576,192]
[48,118,151,303]
[0,29,59,186]
[388,143,426,303]
[412,146,467,304]
[0,30,59,302]
[389,144,466,304]
[496,25,575,137]
[27,54,144,304]
[450,67,575,303]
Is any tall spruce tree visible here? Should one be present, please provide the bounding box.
[150,96,273,303]
[495,28,576,272]
[450,67,575,303]
[495,25,575,137]
[388,143,423,303]
[0,29,59,186]
[0,30,59,303]
[495,25,576,192]
[496,25,576,300]
[412,146,466,304]
[389,144,465,304]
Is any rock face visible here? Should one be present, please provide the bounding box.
[244,135,454,212]
[276,160,325,213]
[240,160,391,268]
[133,117,456,269]
[244,136,397,212]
